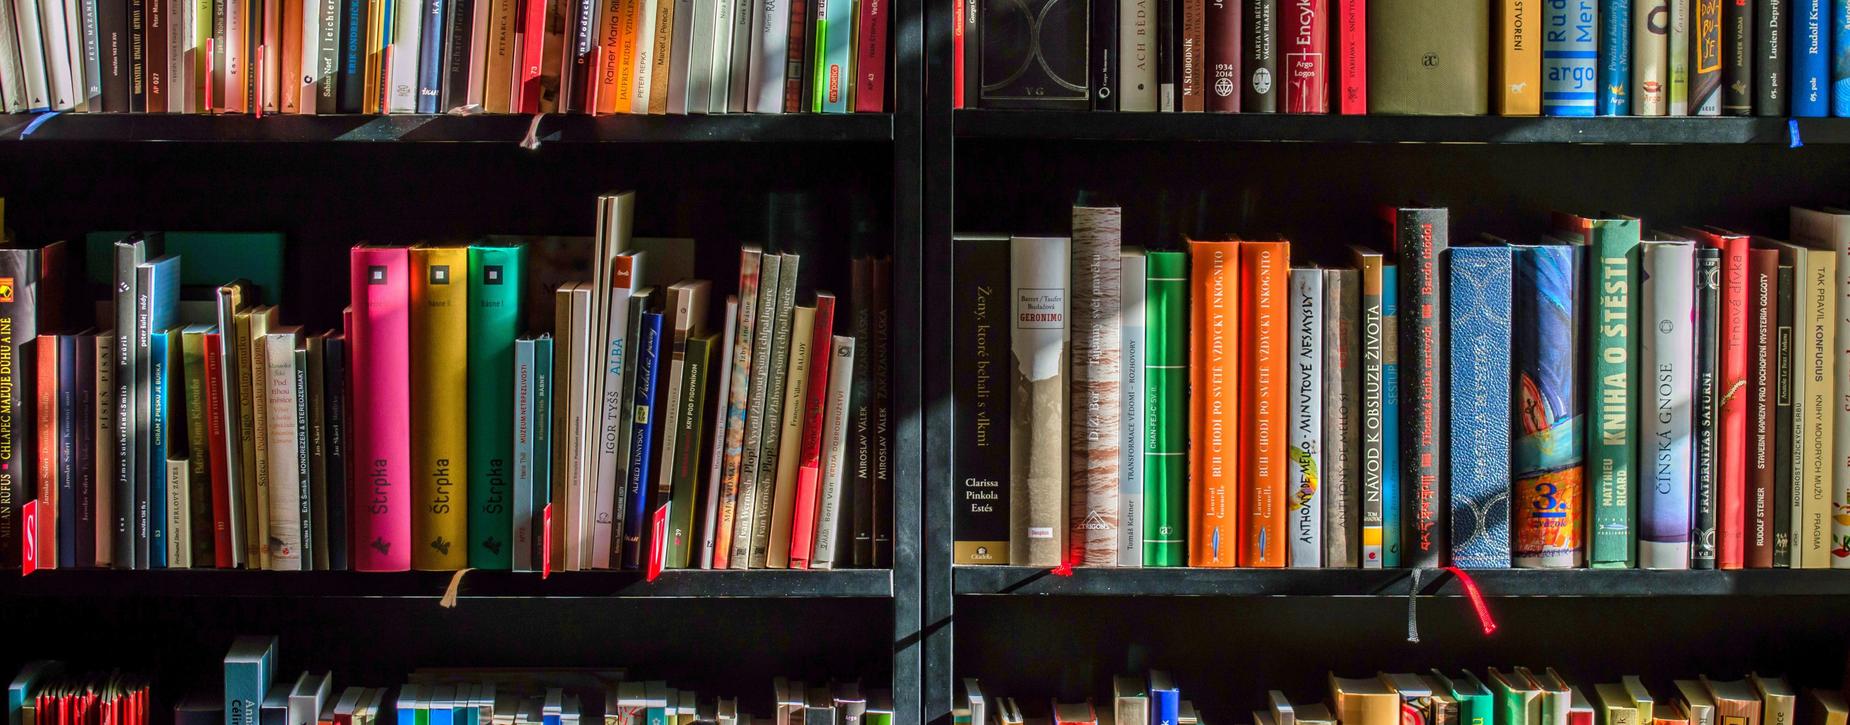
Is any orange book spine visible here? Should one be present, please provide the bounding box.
[1188,239,1240,567]
[1240,240,1290,567]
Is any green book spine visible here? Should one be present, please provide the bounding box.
[180,325,214,567]
[667,333,715,569]
[1144,251,1189,566]
[1491,678,1527,725]
[466,244,526,569]
[1589,218,1642,568]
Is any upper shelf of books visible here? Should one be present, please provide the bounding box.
[0,113,896,143]
[954,111,1850,146]
[952,566,1850,597]
[0,568,895,598]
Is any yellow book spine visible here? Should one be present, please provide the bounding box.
[765,306,816,569]
[412,247,471,570]
[1802,251,1836,567]
[1497,0,1541,115]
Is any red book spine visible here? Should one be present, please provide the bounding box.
[788,294,837,568]
[784,0,808,111]
[1180,0,1206,110]
[36,336,56,570]
[1746,247,1778,568]
[203,333,235,568]
[515,0,547,112]
[1698,229,1750,569]
[952,0,965,108]
[349,246,413,572]
[1336,0,1363,113]
[1205,0,1240,111]
[853,0,887,111]
[1282,0,1327,112]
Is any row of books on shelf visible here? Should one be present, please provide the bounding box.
[0,190,897,573]
[6,665,151,725]
[952,202,1850,571]
[0,0,889,116]
[956,670,1843,725]
[955,0,1848,117]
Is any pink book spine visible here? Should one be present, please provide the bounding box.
[787,295,837,567]
[350,246,413,572]
[1336,0,1364,114]
[853,0,888,112]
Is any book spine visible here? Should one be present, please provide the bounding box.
[439,0,472,109]
[136,266,159,569]
[1380,264,1400,566]
[748,259,801,567]
[1799,251,1833,567]
[850,258,879,566]
[1669,0,1689,111]
[715,253,762,569]
[14,0,51,110]
[183,331,213,567]
[1281,0,1325,112]
[531,337,553,569]
[1589,220,1641,569]
[80,0,105,110]
[316,0,339,112]
[58,335,76,568]
[672,335,714,568]
[765,306,813,570]
[805,0,823,109]
[135,0,152,111]
[1513,243,1584,569]
[748,0,788,111]
[0,250,35,569]
[623,312,663,570]
[293,348,311,569]
[386,0,423,111]
[1093,0,1117,109]
[1071,207,1122,567]
[1634,0,1667,113]
[350,248,411,572]
[1708,234,1749,570]
[631,0,658,113]
[1241,0,1273,111]
[236,310,264,568]
[779,0,805,111]
[414,0,442,111]
[0,0,28,112]
[1600,0,1631,113]
[960,0,977,108]
[1158,0,1174,108]
[812,335,855,569]
[1772,262,1795,567]
[1119,252,1146,567]
[591,283,635,571]
[730,255,781,568]
[1756,0,1784,114]
[1747,249,1777,568]
[1543,0,1598,115]
[1010,237,1070,568]
[94,334,115,568]
[512,339,534,571]
[1449,245,1513,569]
[1323,268,1359,567]
[75,337,95,567]
[852,0,885,110]
[1286,268,1322,568]
[1241,241,1288,567]
[1145,251,1188,567]
[559,286,591,571]
[481,0,511,110]
[323,336,347,570]
[35,336,55,569]
[263,334,301,570]
[466,247,522,570]
[1640,242,1695,569]
[337,0,364,110]
[950,0,961,108]
[1826,224,1850,567]
[1693,246,1722,569]
[1396,210,1446,568]
[1498,0,1542,114]
[1119,0,1156,109]
[514,0,543,110]
[411,248,468,571]
[1723,0,1753,113]
[1355,255,1384,567]
[1792,0,1825,115]
[1336,0,1361,112]
[113,246,140,568]
[1204,0,1239,111]
[1187,241,1236,567]
[1691,0,1721,113]
[700,300,738,568]
[149,332,167,569]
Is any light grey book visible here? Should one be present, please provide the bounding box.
[725,0,754,111]
[1323,267,1360,567]
[707,0,736,112]
[667,0,701,112]
[811,335,856,569]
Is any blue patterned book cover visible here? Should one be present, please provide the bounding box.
[1544,0,1601,116]
[1599,0,1631,114]
[1511,242,1586,568]
[1795,0,1830,116]
[1836,0,1850,115]
[1448,244,1513,568]
[623,312,665,569]
[1381,265,1400,567]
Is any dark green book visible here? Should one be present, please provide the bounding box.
[466,243,526,569]
[1143,251,1188,567]
[1565,215,1642,568]
[667,332,716,569]
[180,324,215,568]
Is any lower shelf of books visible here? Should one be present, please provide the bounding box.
[950,567,1850,597]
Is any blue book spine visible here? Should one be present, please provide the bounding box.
[1835,0,1850,115]
[1545,0,1601,115]
[646,706,666,725]
[1381,265,1401,567]
[1512,243,1586,569]
[1599,0,1631,113]
[1447,246,1514,568]
[149,331,169,568]
[532,337,553,568]
[224,657,270,725]
[431,701,453,725]
[395,686,419,725]
[820,0,854,112]
[57,335,77,568]
[1152,687,1179,725]
[1796,0,1831,115]
[623,313,664,569]
[417,0,446,112]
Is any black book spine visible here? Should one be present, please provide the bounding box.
[100,0,131,110]
[1394,207,1446,568]
[870,256,892,567]
[56,335,76,569]
[1693,246,1722,570]
[130,0,147,111]
[76,335,96,568]
[800,0,819,107]
[1091,0,1116,109]
[133,265,154,569]
[246,0,263,111]
[965,0,981,106]
[848,256,874,567]
[1241,0,1274,111]
[952,237,1011,564]
[441,0,474,110]
[1724,0,1754,114]
[324,336,347,570]
[1771,262,1795,567]
[112,243,140,569]
[337,0,364,112]
[1756,0,1785,114]
[0,249,38,569]
[561,0,593,111]
[1157,0,1173,109]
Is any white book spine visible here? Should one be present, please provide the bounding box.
[61,0,85,109]
[298,0,320,113]
[37,0,75,109]
[632,0,659,112]
[167,459,189,568]
[707,0,733,111]
[1639,242,1695,569]
[1116,0,1154,110]
[165,0,183,111]
[699,297,739,568]
[589,287,633,569]
[13,0,51,110]
[1790,207,1850,569]
[1010,235,1072,568]
[1667,0,1688,114]
[682,0,714,112]
[811,335,855,570]
[0,0,27,112]
[564,287,595,571]
[745,0,783,111]
[513,341,535,572]
[665,0,697,112]
[1287,268,1323,568]
[264,335,303,571]
[1071,206,1122,567]
[387,0,424,112]
[1118,250,1146,567]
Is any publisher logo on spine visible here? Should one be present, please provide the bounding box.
[430,265,451,285]
[1016,288,1065,330]
[367,266,388,285]
[0,277,15,304]
[485,265,504,285]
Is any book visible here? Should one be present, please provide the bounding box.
[765,303,813,570]
[1281,0,1326,113]
[1145,250,1188,567]
[1792,0,1826,116]
[1351,247,1386,567]
[1559,214,1642,568]
[181,325,214,567]
[225,635,277,725]
[1493,669,1545,725]
[113,234,163,568]
[1805,692,1847,725]
[1382,263,1400,566]
[811,335,855,569]
[213,281,251,569]
[714,252,762,569]
[1788,207,1850,567]
[1601,0,1631,114]
[1700,680,1761,725]
[662,283,715,569]
[1600,685,1640,725]
[560,283,594,571]
[1771,256,1796,567]
[1512,240,1584,568]
[1448,242,1513,569]
[1669,0,1690,111]
[1747,248,1779,567]
[1392,207,1446,567]
[1722,0,1753,113]
[1369,0,1488,114]
[1788,243,1835,567]
[1071,204,1122,567]
[246,304,278,570]
[976,0,1086,108]
[1118,0,1156,109]
[1179,0,1203,111]
[1335,0,1363,112]
[869,256,894,567]
[1188,239,1237,567]
[1530,667,1571,725]
[1690,228,1751,569]
[137,255,182,569]
[1010,236,1069,568]
[1751,676,1793,725]
[1243,0,1275,111]
[1241,240,1289,567]
[350,246,412,572]
[1120,249,1147,566]
[730,252,782,569]
[263,329,304,570]
[954,236,1010,565]
[1641,240,1696,568]
[1691,0,1722,113]
[1331,676,1398,725]
[410,247,468,571]
[34,334,58,570]
[1635,0,1668,113]
[322,333,348,570]
[623,311,663,570]
[747,254,800,568]
[1756,0,1784,115]
[1090,0,1115,110]
[466,244,524,570]
[1323,267,1359,567]
[591,257,642,571]
[1286,266,1322,567]
[0,240,70,569]
[1150,673,1180,725]
[1543,0,1598,115]
[1693,247,1723,568]
[1677,681,1717,725]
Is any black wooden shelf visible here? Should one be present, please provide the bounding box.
[953,566,1850,597]
[0,112,894,143]
[0,568,893,599]
[955,110,1847,144]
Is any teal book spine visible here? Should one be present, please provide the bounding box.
[1144,251,1188,566]
[813,0,853,112]
[149,329,171,568]
[1381,264,1401,567]
[465,244,526,570]
[1588,219,1642,568]
[531,336,553,571]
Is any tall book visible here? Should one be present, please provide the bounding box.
[1793,244,1835,567]
[1281,0,1326,112]
[181,324,214,567]
[113,234,163,568]
[1242,0,1274,111]
[1188,239,1238,567]
[1119,249,1147,566]
[1722,0,1752,113]
[1689,228,1750,569]
[1558,214,1642,568]
[1448,242,1513,569]
[1323,267,1359,567]
[1690,0,1722,113]
[659,281,714,568]
[1391,207,1446,567]
[1543,0,1598,115]
[466,243,524,570]
[560,283,595,571]
[262,329,304,571]
[954,236,1010,565]
[1351,247,1386,567]
[1010,236,1070,568]
[1693,246,1722,568]
[765,303,814,570]
[410,247,468,571]
[1119,0,1157,110]
[1091,0,1116,110]
[811,335,855,569]
[590,255,642,571]
[1335,0,1362,113]
[623,311,663,570]
[1498,0,1541,113]
[1382,263,1400,566]
[1145,250,1188,567]
[247,307,275,568]
[213,280,251,569]
[136,255,182,569]
[1240,240,1288,567]
[1640,239,1696,569]
[35,333,59,570]
[669,332,716,568]
[1787,207,1850,567]
[1071,204,1123,567]
[1635,0,1668,113]
[512,337,537,572]
[1669,0,1691,111]
[1179,0,1204,111]
[1792,0,1826,116]
[350,246,411,572]
[1771,256,1795,567]
[1512,240,1583,569]
[0,240,70,569]
[203,331,232,568]
[322,333,347,570]
[730,253,782,568]
[1747,248,1779,567]
[1286,266,1322,567]
[747,254,800,568]
[1756,0,1784,115]
[714,250,763,569]
[531,335,556,569]
[1600,0,1631,114]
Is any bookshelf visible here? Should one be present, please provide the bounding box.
[0,113,898,143]
[0,568,896,599]
[956,111,1850,145]
[952,567,1850,598]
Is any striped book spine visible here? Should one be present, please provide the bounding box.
[1188,240,1237,568]
[1448,244,1513,569]
[1512,242,1585,568]
[1640,241,1696,569]
[1693,246,1722,568]
[1543,0,1600,115]
[1144,251,1189,567]
[1071,205,1123,566]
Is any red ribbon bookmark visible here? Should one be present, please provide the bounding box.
[1445,566,1499,636]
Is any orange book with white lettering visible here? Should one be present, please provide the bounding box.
[1240,240,1291,567]
[1188,239,1240,567]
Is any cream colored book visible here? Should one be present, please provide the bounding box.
[1789,207,1850,568]
[810,335,856,570]
[1598,684,1640,725]
[1805,691,1847,725]
[1009,236,1072,567]
[167,458,190,568]
[1749,676,1793,725]
[765,304,815,569]
[248,306,277,568]
[264,328,305,571]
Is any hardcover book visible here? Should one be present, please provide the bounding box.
[1071,204,1123,566]
[1600,0,1631,114]
[410,247,469,571]
[1787,207,1850,567]
[1722,0,1753,114]
[1336,0,1362,113]
[350,246,412,572]
[1690,0,1721,113]
[1090,0,1116,109]
[1350,247,1385,567]
[1670,0,1690,112]
[262,329,304,570]
[1792,0,1826,116]
[715,250,765,569]
[1497,0,1541,114]
[765,304,814,570]
[1747,248,1779,567]
[1383,264,1400,566]
[1771,256,1796,567]
[1640,240,1696,569]
[811,335,855,569]
[1188,239,1238,567]
[466,243,524,570]
[1512,240,1584,569]
[1145,250,1188,566]
[978,0,1088,108]
[1542,0,1598,115]
[669,333,715,569]
[1755,0,1784,115]
[1392,208,1446,567]
[1242,0,1275,111]
[1447,242,1513,569]
[955,236,1011,565]
[1118,0,1156,109]
[1690,228,1751,569]
[1281,0,1327,112]
[1011,236,1071,567]
[1693,247,1722,568]
[1240,240,1289,567]
[623,312,664,570]
[1557,214,1641,568]
[1180,0,1203,111]
[1286,266,1322,567]
[661,281,715,568]
[1204,0,1238,111]
[1368,0,1487,114]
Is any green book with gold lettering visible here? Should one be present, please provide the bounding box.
[1144,251,1189,567]
[466,243,525,570]
[1554,213,1642,568]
